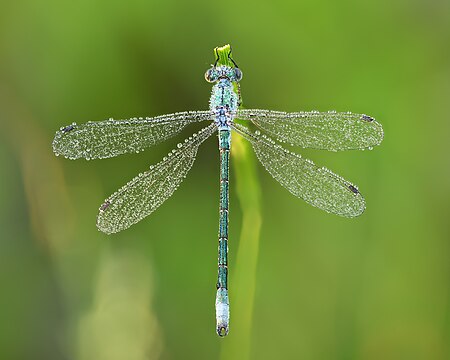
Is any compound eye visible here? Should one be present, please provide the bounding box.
[233,67,243,82]
[205,68,217,83]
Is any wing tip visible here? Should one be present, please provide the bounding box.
[52,124,84,160]
[364,114,384,148]
[343,187,366,218]
[324,184,366,218]
[96,215,119,235]
[96,201,123,235]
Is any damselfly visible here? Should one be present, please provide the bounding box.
[52,44,383,337]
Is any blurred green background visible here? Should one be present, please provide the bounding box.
[1,0,449,359]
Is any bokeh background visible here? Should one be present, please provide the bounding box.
[1,0,449,359]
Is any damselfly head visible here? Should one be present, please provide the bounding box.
[204,65,243,83]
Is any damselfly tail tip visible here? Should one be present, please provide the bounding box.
[216,323,229,337]
[215,288,230,337]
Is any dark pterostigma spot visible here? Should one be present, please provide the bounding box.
[62,124,75,133]
[361,114,374,122]
[100,201,111,211]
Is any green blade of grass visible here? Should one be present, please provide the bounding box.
[215,44,262,358]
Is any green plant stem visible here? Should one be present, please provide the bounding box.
[223,134,262,359]
[215,45,262,359]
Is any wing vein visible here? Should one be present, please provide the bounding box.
[96,123,217,233]
[236,109,383,151]
[53,111,213,159]
[232,123,366,217]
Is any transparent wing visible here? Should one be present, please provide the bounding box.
[97,123,217,234]
[53,111,213,160]
[236,109,383,151]
[232,123,365,217]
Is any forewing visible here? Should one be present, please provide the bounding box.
[97,123,217,234]
[232,123,365,217]
[53,111,213,160]
[237,109,383,151]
